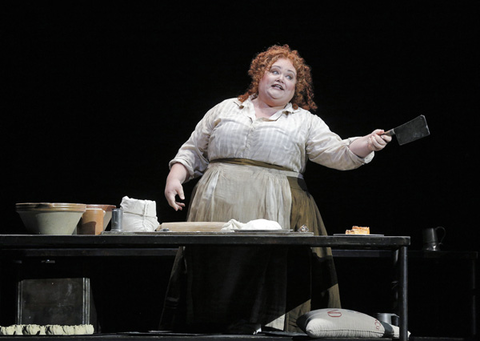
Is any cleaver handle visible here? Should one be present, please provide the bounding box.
[382,129,395,136]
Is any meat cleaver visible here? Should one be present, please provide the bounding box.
[383,115,430,146]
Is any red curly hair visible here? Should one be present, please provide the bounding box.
[238,44,317,112]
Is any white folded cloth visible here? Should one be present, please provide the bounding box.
[120,196,160,232]
[221,219,282,232]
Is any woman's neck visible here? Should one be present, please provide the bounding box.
[252,98,286,118]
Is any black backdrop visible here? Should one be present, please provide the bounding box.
[3,2,478,252]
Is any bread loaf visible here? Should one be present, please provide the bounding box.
[345,226,370,235]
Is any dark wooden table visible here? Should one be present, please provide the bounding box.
[0,233,410,341]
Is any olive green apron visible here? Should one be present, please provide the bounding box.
[160,159,340,333]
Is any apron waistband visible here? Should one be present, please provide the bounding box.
[210,158,303,179]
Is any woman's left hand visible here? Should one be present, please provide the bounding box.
[367,129,392,152]
[349,129,392,158]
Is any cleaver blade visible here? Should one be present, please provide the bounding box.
[384,115,430,146]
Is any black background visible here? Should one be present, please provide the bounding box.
[1,1,479,333]
[3,1,478,249]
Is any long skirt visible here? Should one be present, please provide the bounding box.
[159,159,341,333]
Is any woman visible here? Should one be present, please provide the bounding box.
[161,45,391,333]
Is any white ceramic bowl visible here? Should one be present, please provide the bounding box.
[16,203,87,235]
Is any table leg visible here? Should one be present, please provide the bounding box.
[469,257,476,337]
[399,246,408,341]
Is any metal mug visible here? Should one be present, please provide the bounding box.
[110,208,123,232]
[422,226,446,251]
[377,312,399,326]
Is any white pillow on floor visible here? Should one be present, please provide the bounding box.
[297,308,402,338]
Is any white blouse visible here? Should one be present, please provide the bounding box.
[170,98,373,181]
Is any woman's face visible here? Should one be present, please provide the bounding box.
[257,58,297,107]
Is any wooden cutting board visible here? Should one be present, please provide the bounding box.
[157,222,227,232]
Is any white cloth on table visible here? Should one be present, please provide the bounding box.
[120,196,159,232]
[221,218,282,232]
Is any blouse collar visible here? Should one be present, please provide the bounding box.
[235,97,297,119]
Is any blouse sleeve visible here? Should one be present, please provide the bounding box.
[306,114,374,171]
[169,104,220,181]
